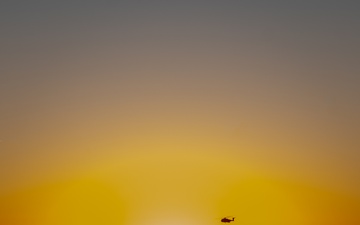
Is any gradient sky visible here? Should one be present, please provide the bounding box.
[1,1,360,225]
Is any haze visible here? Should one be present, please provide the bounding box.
[0,1,359,225]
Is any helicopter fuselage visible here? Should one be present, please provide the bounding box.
[221,218,235,223]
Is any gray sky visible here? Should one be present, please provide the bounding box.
[1,1,359,195]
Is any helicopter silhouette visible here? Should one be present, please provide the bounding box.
[220,217,235,223]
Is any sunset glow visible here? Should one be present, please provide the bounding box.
[1,1,359,225]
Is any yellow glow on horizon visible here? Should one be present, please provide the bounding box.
[1,148,359,225]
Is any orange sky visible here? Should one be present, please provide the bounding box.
[1,1,360,225]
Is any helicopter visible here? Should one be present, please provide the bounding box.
[220,217,235,223]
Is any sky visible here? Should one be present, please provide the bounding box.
[0,1,360,225]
